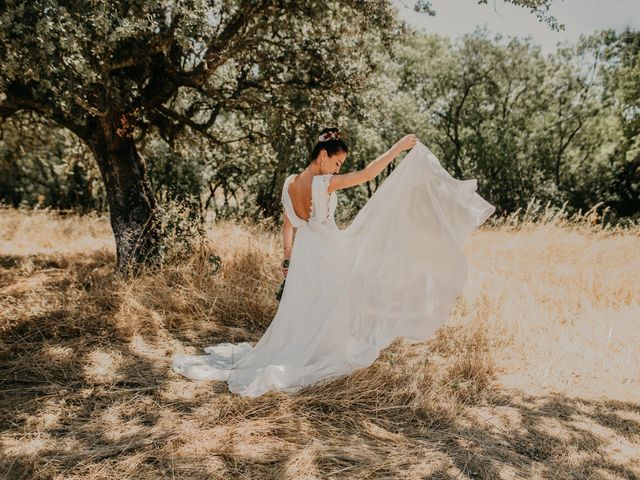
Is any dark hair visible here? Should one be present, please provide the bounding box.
[311,127,348,161]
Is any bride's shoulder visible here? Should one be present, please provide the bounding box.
[311,173,333,183]
[285,173,300,186]
[312,173,335,195]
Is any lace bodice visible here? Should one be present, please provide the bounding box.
[281,173,337,228]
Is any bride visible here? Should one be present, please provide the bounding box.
[172,128,496,397]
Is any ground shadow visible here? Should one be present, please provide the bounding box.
[1,252,638,479]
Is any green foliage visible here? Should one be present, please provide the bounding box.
[0,1,638,230]
[139,196,207,271]
[0,0,403,141]
[0,114,105,211]
[391,28,638,223]
[598,29,640,218]
[142,136,203,206]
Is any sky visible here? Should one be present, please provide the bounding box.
[392,0,640,53]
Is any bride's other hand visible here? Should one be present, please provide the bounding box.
[281,258,290,278]
[395,134,417,153]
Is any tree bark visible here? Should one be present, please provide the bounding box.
[87,114,160,273]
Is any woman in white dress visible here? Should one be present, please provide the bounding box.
[172,128,496,397]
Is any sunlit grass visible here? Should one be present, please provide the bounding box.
[0,205,638,479]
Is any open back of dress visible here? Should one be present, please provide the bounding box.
[172,140,496,396]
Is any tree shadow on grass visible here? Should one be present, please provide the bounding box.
[290,384,640,479]
[0,249,276,479]
[0,251,175,478]
[1,252,639,479]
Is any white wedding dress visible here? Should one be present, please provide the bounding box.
[172,140,496,397]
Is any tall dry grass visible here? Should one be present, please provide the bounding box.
[0,204,638,479]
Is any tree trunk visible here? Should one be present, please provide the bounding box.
[87,114,161,274]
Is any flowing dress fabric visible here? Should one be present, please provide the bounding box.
[171,140,496,397]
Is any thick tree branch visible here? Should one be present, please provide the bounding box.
[1,84,90,139]
[187,1,274,86]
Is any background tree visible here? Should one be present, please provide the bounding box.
[391,28,636,220]
[599,29,640,220]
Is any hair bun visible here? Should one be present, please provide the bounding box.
[318,130,340,142]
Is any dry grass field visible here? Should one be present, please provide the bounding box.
[0,206,638,479]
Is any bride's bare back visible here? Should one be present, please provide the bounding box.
[287,175,314,221]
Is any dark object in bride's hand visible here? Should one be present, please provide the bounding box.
[276,259,290,301]
[276,278,286,301]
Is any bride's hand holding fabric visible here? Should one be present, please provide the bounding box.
[394,134,417,153]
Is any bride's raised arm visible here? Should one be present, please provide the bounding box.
[327,134,417,194]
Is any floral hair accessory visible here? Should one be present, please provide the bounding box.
[318,130,340,142]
